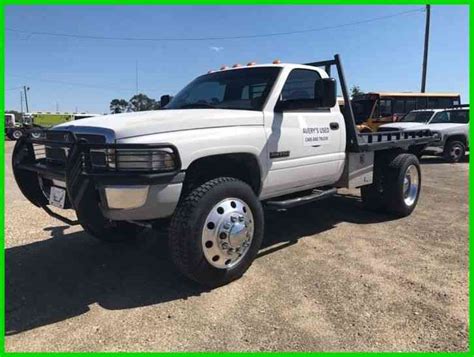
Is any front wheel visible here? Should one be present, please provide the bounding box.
[444,140,465,163]
[169,177,264,287]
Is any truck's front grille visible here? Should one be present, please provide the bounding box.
[44,131,106,168]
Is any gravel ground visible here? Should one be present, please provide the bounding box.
[4,140,469,352]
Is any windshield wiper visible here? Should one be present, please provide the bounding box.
[179,103,217,109]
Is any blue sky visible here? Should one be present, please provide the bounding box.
[5,5,469,114]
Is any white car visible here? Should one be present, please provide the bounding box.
[379,107,469,162]
[12,55,435,286]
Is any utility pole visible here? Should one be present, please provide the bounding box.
[20,91,23,113]
[421,5,431,93]
[23,86,30,112]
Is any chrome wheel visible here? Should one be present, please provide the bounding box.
[202,198,254,269]
[403,164,419,206]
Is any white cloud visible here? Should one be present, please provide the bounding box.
[209,46,224,52]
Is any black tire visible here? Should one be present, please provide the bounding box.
[169,177,264,287]
[384,154,421,217]
[11,129,23,140]
[76,181,143,242]
[443,140,465,163]
[361,153,421,217]
[30,130,42,139]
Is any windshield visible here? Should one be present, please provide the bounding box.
[352,99,376,124]
[166,67,281,111]
[400,111,434,123]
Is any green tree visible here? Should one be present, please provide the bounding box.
[350,85,364,97]
[110,99,129,114]
[128,94,160,112]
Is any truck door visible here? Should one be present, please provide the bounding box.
[262,68,345,198]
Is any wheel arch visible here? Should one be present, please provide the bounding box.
[444,134,468,147]
[182,153,263,196]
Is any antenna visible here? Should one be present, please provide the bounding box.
[135,60,139,94]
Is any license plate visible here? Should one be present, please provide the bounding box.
[49,186,66,209]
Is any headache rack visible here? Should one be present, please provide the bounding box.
[306,54,436,152]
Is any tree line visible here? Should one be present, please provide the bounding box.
[110,93,163,113]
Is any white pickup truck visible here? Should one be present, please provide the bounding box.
[12,55,434,287]
[379,106,469,162]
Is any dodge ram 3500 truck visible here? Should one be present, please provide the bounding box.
[12,55,434,287]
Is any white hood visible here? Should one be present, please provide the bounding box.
[54,109,262,140]
[379,122,430,131]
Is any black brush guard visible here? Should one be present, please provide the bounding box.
[12,132,181,225]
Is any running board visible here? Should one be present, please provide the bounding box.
[265,188,337,210]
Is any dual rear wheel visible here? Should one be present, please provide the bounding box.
[361,153,421,217]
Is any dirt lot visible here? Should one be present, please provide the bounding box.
[4,140,469,352]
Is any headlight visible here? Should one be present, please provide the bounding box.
[432,131,442,141]
[89,148,177,172]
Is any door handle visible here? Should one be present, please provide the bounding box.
[330,122,339,130]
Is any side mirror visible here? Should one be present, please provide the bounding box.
[160,95,171,107]
[314,78,336,108]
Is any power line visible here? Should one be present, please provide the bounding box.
[6,8,424,42]
[8,74,132,92]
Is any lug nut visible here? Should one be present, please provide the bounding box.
[238,216,245,222]
[228,248,234,254]
[222,242,229,249]
[224,223,231,229]
[220,232,227,239]
[230,216,237,223]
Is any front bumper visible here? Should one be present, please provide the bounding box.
[12,131,184,223]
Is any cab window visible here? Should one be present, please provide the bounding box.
[448,110,469,124]
[278,69,321,110]
[430,111,449,124]
[430,110,469,124]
